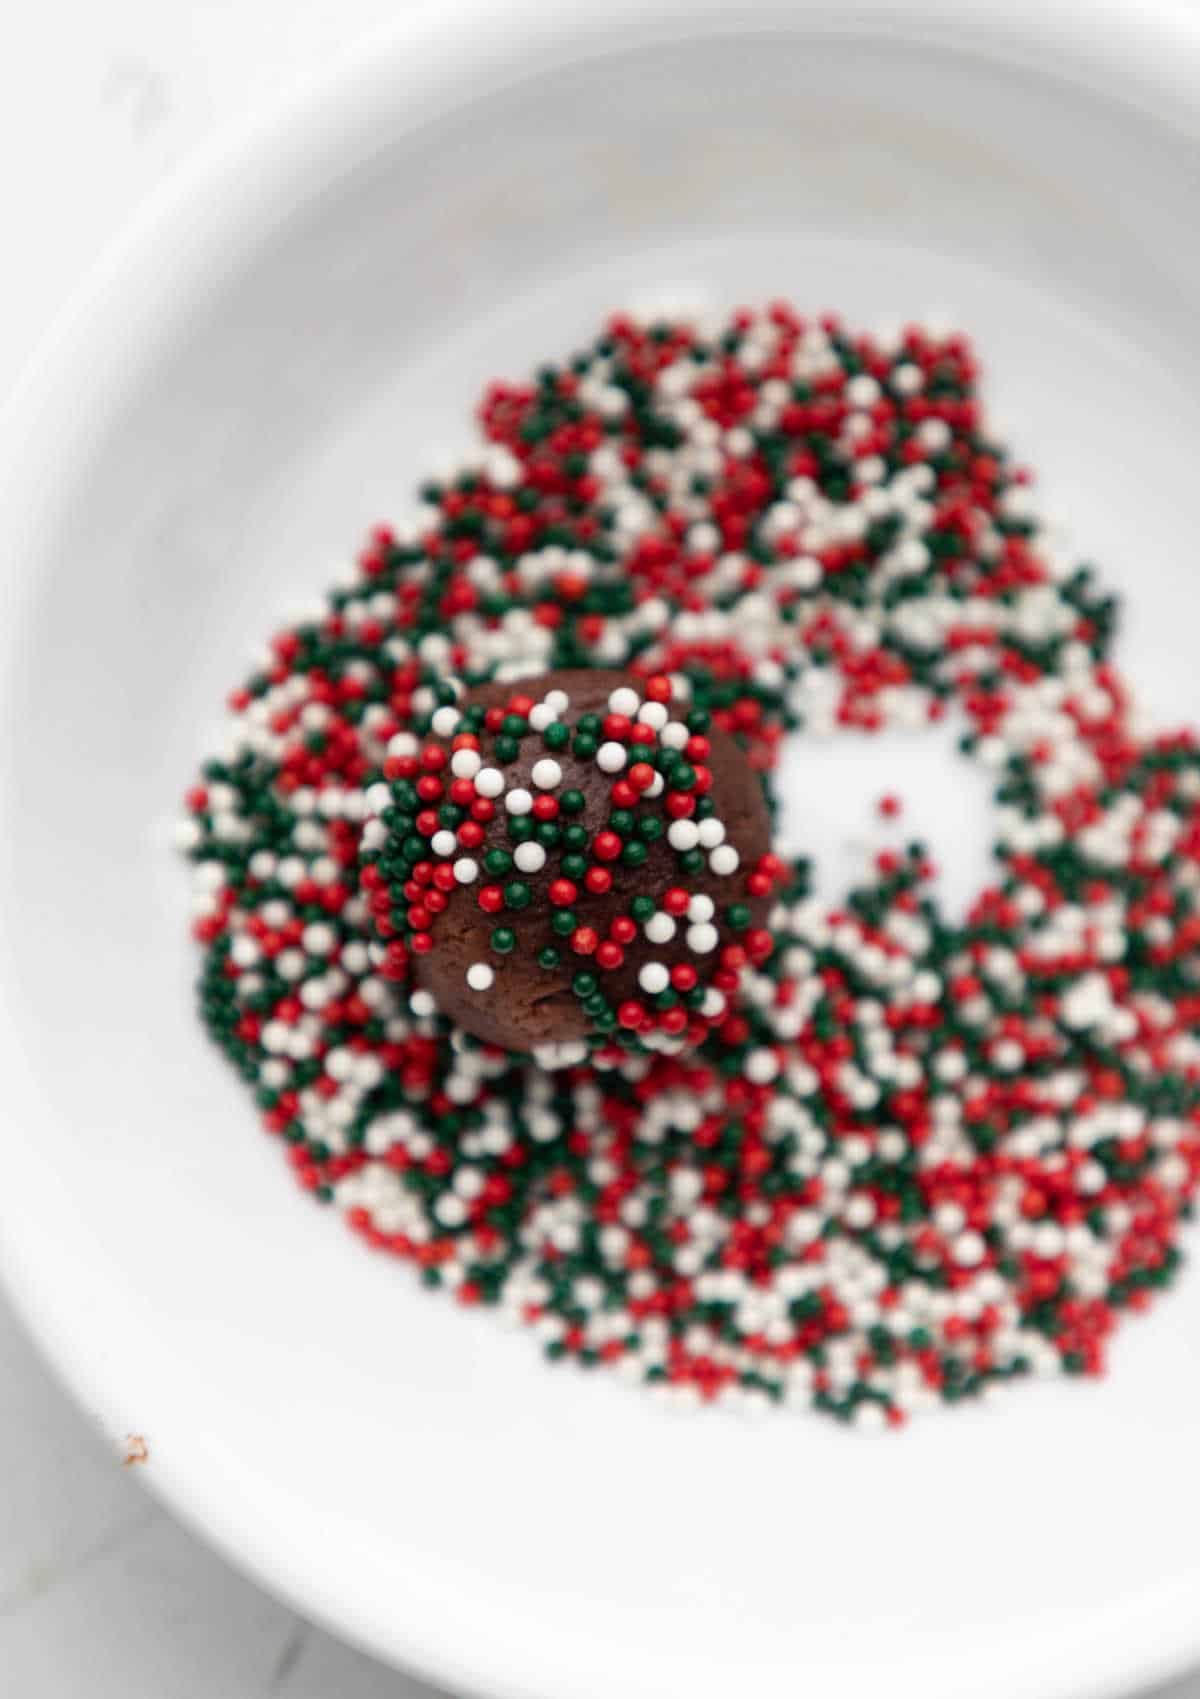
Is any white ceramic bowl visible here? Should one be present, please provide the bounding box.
[4,4,1200,1697]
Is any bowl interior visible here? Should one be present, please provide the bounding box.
[4,19,1200,1699]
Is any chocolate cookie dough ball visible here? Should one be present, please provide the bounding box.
[360,670,780,1060]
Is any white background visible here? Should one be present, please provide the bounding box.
[0,3,1196,1695]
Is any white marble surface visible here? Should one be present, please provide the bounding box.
[1,3,1199,1695]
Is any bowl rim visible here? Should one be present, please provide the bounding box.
[3,3,1200,1696]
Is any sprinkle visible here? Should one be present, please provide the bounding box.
[475,768,504,798]
[596,742,627,774]
[514,842,547,874]
[709,846,739,876]
[505,788,533,815]
[531,759,563,790]
[745,1049,779,1085]
[466,962,494,991]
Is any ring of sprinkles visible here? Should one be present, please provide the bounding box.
[179,304,1200,1425]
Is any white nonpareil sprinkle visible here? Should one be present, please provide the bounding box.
[451,748,482,779]
[531,758,563,790]
[514,841,547,874]
[668,820,700,851]
[596,741,627,773]
[608,686,641,717]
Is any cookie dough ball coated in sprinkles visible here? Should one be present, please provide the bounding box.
[360,669,777,1055]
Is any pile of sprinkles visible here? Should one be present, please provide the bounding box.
[180,304,1200,1425]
